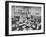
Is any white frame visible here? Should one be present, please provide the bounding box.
[9,2,44,35]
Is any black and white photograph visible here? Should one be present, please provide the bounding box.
[12,6,41,31]
[5,1,45,36]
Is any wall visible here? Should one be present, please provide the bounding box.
[0,0,46,37]
[12,6,41,17]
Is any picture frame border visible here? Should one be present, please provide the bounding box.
[5,1,45,36]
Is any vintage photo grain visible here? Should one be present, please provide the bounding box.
[11,6,41,31]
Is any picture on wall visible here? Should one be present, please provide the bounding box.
[5,1,45,36]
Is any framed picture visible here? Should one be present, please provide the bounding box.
[5,1,45,36]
